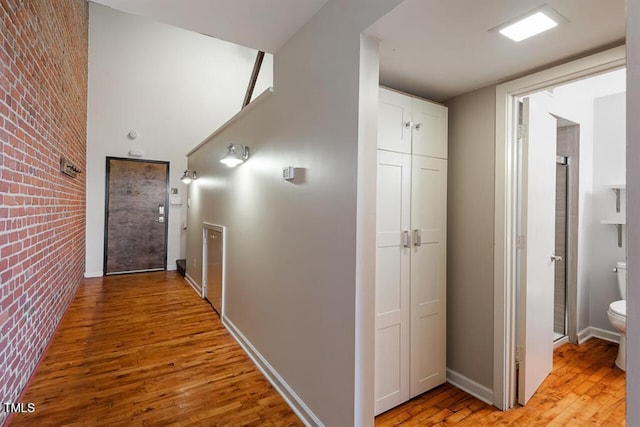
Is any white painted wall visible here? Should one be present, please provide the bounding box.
[185,1,400,424]
[86,3,272,276]
[590,92,626,331]
[626,0,640,422]
[355,33,381,426]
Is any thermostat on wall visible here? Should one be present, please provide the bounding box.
[283,166,295,181]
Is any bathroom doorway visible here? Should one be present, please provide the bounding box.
[495,52,624,408]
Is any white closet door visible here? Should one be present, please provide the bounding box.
[378,88,412,153]
[375,150,411,414]
[409,155,447,398]
[411,98,448,159]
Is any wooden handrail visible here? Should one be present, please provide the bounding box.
[242,51,265,108]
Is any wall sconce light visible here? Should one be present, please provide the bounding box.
[220,144,249,167]
[180,169,197,184]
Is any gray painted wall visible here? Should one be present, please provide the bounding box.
[626,0,640,422]
[445,86,496,389]
[184,1,400,425]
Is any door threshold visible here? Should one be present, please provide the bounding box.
[105,268,165,276]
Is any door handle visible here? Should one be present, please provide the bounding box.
[414,229,422,247]
[550,254,563,262]
[414,122,423,130]
[403,230,411,248]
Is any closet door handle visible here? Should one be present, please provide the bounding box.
[404,121,413,128]
[403,230,410,248]
[414,229,422,247]
[414,122,423,130]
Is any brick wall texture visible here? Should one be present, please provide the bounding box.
[0,0,88,422]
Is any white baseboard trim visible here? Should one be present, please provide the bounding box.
[223,316,323,427]
[590,326,620,343]
[578,326,620,344]
[446,368,493,405]
[184,273,202,297]
[553,336,569,349]
[577,327,591,343]
[84,271,103,278]
[85,268,177,278]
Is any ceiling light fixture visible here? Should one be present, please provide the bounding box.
[220,144,250,167]
[180,169,197,184]
[495,6,565,42]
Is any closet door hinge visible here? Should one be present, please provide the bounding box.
[515,346,523,363]
[516,235,526,250]
[517,124,528,140]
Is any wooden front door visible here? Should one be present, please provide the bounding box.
[104,158,169,275]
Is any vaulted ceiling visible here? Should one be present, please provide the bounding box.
[90,0,328,53]
[91,0,626,102]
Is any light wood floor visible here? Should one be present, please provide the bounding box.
[11,272,625,426]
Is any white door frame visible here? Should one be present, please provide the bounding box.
[492,45,626,410]
[202,222,226,317]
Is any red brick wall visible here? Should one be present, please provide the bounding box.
[0,0,88,421]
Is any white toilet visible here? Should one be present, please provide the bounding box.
[607,261,627,370]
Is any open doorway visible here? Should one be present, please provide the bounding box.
[493,47,626,409]
[513,91,582,404]
[509,65,626,406]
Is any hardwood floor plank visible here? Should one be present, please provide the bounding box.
[376,339,626,426]
[10,272,302,427]
[9,271,626,426]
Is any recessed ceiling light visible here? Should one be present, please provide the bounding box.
[494,6,566,42]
